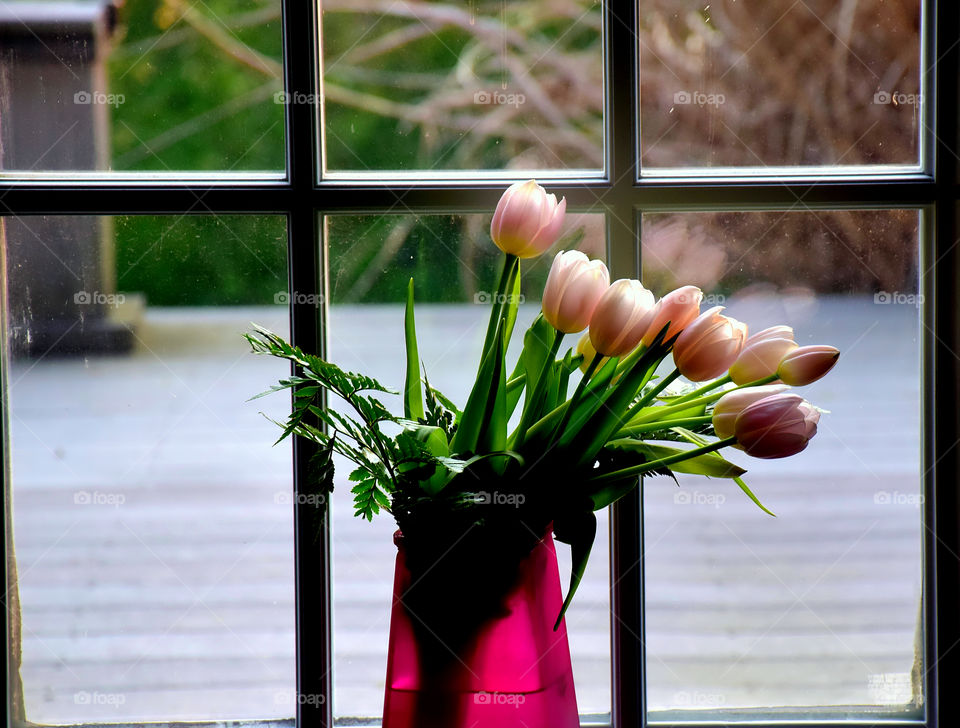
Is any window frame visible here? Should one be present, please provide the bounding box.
[0,1,957,727]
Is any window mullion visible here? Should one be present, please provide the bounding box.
[281,0,331,724]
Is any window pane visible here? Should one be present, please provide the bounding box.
[320,1,604,173]
[639,1,922,169]
[325,212,611,721]
[4,214,296,721]
[0,1,284,172]
[640,210,923,717]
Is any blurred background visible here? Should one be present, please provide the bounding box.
[0,0,924,724]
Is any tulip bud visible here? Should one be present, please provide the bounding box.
[490,180,567,259]
[728,335,798,385]
[641,285,703,346]
[734,393,820,459]
[712,384,790,438]
[587,279,657,357]
[541,251,610,334]
[777,345,840,386]
[576,332,609,374]
[672,306,748,382]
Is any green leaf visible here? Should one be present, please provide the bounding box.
[553,510,597,630]
[475,324,508,465]
[403,279,425,422]
[604,439,747,478]
[567,329,671,469]
[520,315,556,422]
[732,475,777,517]
[451,320,505,456]
[403,424,452,495]
[505,353,526,421]
[588,476,639,511]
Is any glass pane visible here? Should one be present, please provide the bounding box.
[325,212,612,721]
[639,1,922,169]
[640,210,923,718]
[4,214,296,722]
[0,1,284,172]
[320,1,604,173]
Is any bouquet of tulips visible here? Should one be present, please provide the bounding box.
[248,180,839,625]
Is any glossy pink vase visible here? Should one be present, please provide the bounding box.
[382,529,579,728]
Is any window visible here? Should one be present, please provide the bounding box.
[2,1,958,727]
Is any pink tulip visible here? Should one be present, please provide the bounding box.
[734,393,820,459]
[588,279,657,356]
[672,306,748,382]
[728,335,798,385]
[641,285,703,346]
[541,251,610,334]
[576,332,609,373]
[490,180,567,259]
[777,345,840,386]
[711,384,790,438]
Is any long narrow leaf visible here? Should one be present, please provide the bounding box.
[568,330,670,468]
[476,324,508,463]
[451,320,504,456]
[605,439,746,478]
[554,511,597,630]
[403,279,425,421]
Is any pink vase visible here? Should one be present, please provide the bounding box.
[382,528,580,728]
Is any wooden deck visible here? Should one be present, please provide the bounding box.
[9,296,922,723]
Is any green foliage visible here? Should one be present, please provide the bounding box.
[246,325,468,520]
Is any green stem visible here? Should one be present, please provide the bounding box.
[507,373,526,392]
[614,343,648,377]
[511,328,564,447]
[591,436,737,484]
[620,368,682,424]
[548,351,602,448]
[617,415,712,437]
[671,374,731,404]
[479,254,518,365]
[626,372,779,426]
